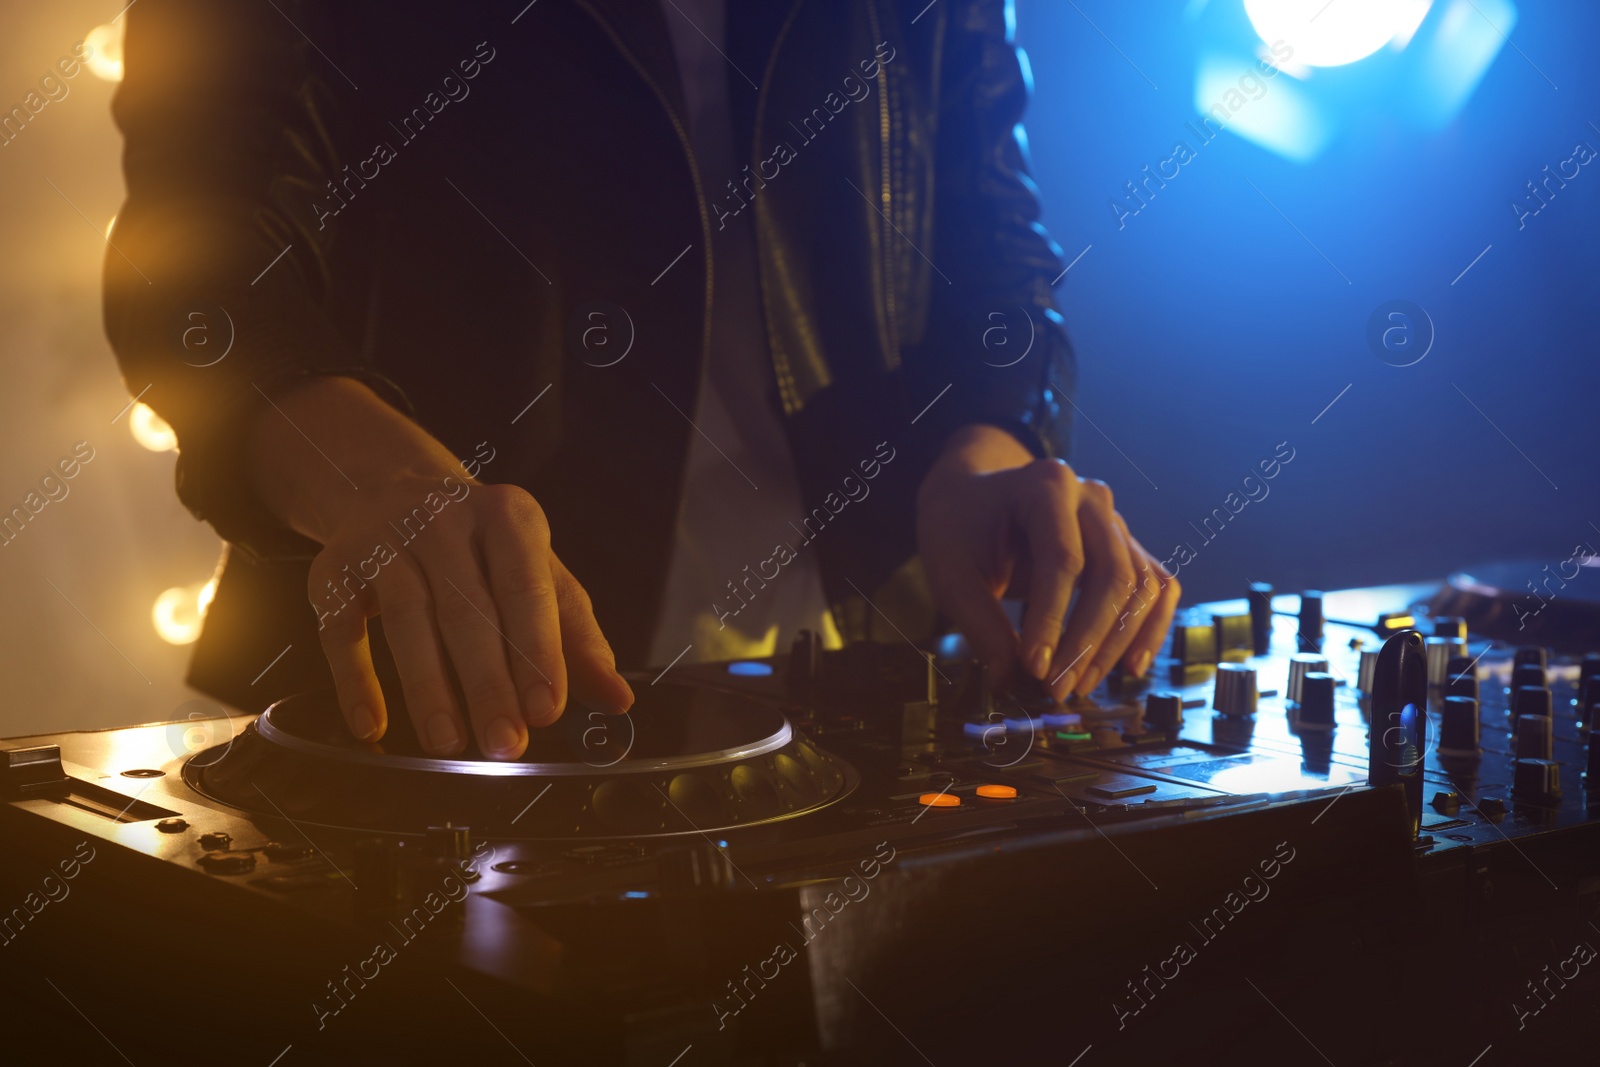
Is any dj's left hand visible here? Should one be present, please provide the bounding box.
[916,424,1180,702]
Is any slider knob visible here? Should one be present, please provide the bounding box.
[1513,758,1561,801]
[1287,654,1328,706]
[1298,673,1336,730]
[1213,663,1258,718]
[1514,714,1553,761]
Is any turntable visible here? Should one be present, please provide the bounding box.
[4,577,1600,1066]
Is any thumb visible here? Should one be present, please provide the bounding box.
[551,556,634,714]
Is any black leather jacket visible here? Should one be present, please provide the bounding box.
[103,0,1073,710]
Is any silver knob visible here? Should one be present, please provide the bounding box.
[1358,648,1381,694]
[1213,663,1258,718]
[1425,636,1466,687]
[1287,653,1329,706]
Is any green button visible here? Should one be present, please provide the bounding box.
[1055,731,1092,741]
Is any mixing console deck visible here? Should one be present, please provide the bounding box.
[1,576,1596,1065]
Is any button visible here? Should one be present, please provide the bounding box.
[198,831,231,851]
[918,793,960,808]
[976,784,1017,799]
[155,818,188,834]
[1087,780,1158,800]
[1430,790,1460,814]
[1476,796,1507,821]
[1438,696,1481,757]
[1513,758,1561,801]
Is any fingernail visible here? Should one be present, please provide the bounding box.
[1079,665,1105,695]
[485,717,523,758]
[1132,650,1153,678]
[525,685,558,727]
[611,675,636,714]
[350,703,380,742]
[425,713,462,754]
[1029,645,1052,681]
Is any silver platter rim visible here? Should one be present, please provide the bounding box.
[254,702,794,777]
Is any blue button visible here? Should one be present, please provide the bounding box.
[727,661,774,677]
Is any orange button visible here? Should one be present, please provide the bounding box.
[918,792,960,808]
[976,784,1018,799]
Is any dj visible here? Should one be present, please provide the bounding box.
[104,0,1179,762]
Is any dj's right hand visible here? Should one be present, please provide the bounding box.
[249,378,635,759]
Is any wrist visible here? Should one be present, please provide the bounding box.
[922,424,1037,492]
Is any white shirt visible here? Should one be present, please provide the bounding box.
[646,0,838,665]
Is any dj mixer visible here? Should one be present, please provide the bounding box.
[2,568,1597,1065]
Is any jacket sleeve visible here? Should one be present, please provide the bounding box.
[103,0,406,561]
[907,0,1075,460]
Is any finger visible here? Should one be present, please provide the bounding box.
[310,564,386,742]
[551,555,634,713]
[479,487,567,727]
[924,547,1019,681]
[1080,519,1156,687]
[377,555,469,757]
[1123,551,1181,678]
[1051,480,1136,699]
[433,566,528,760]
[1014,461,1085,683]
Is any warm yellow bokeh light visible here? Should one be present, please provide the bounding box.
[152,581,213,645]
[129,402,177,452]
[104,214,117,240]
[85,22,124,81]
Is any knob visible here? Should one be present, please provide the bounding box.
[1514,714,1553,761]
[1576,653,1600,714]
[1514,646,1547,671]
[1425,636,1465,687]
[1513,758,1561,801]
[1438,696,1480,757]
[1145,691,1184,731]
[1212,611,1253,659]
[1357,648,1381,694]
[1512,686,1553,719]
[426,824,472,862]
[1509,663,1547,695]
[1172,621,1218,666]
[1248,582,1274,655]
[1213,663,1258,717]
[1287,653,1328,705]
[1432,616,1467,640]
[354,838,402,906]
[1445,656,1478,701]
[1298,672,1336,730]
[1297,591,1324,653]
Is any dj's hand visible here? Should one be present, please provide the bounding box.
[250,378,634,760]
[916,425,1180,701]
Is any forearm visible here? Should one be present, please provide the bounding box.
[248,376,465,545]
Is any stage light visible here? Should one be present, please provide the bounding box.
[129,402,177,451]
[1243,0,1429,68]
[85,22,124,81]
[152,578,216,645]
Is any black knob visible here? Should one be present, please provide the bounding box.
[1445,656,1478,700]
[1514,714,1553,761]
[354,838,402,905]
[1145,691,1184,731]
[1432,616,1467,640]
[1298,672,1336,730]
[1438,696,1481,757]
[1213,663,1258,717]
[1512,685,1553,718]
[1576,654,1600,714]
[1514,646,1548,671]
[1297,591,1324,653]
[426,824,472,862]
[1513,758,1561,801]
[1248,582,1274,655]
[1509,663,1547,695]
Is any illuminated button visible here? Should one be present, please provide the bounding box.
[727,661,774,677]
[1055,731,1092,741]
[976,784,1017,799]
[917,792,960,808]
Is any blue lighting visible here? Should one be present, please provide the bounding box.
[727,661,774,677]
[1190,0,1515,162]
[622,890,650,900]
